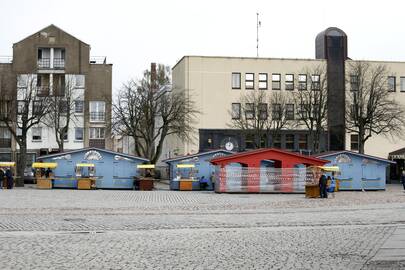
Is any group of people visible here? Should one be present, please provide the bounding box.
[0,168,14,189]
[318,172,336,199]
[199,172,216,190]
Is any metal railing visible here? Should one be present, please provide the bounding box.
[90,112,105,122]
[53,58,65,69]
[36,86,50,96]
[0,138,11,148]
[37,58,51,69]
[90,56,107,64]
[0,56,12,63]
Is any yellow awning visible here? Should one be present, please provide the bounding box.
[32,162,58,169]
[76,163,95,167]
[0,162,15,167]
[176,164,195,168]
[319,166,340,172]
[137,164,155,169]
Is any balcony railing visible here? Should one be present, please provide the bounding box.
[90,56,107,64]
[90,112,105,122]
[53,58,65,69]
[89,139,105,148]
[36,86,50,96]
[37,58,50,69]
[0,56,12,63]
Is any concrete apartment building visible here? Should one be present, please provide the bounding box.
[165,27,405,178]
[0,24,112,163]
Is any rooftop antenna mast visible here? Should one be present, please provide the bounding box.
[256,12,261,57]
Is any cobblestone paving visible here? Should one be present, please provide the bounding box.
[0,185,404,269]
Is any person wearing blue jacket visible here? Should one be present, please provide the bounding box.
[5,168,13,189]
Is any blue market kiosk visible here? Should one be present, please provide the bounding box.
[315,151,394,190]
[164,150,233,191]
[37,148,149,189]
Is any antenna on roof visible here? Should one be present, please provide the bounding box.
[256,12,261,57]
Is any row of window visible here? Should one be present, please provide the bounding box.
[31,127,105,142]
[17,74,85,89]
[231,73,321,91]
[231,103,320,121]
[244,133,308,150]
[15,100,105,122]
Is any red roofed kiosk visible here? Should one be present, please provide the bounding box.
[210,148,329,193]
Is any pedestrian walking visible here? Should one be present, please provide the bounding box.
[319,173,328,198]
[0,169,4,189]
[401,170,405,192]
[5,168,13,189]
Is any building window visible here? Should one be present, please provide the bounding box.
[311,75,320,90]
[17,101,26,115]
[75,128,84,141]
[231,103,241,119]
[32,127,42,141]
[17,75,28,88]
[245,134,255,149]
[245,103,254,119]
[89,101,105,122]
[388,76,396,92]
[75,100,84,113]
[245,73,254,89]
[272,73,281,90]
[232,73,241,89]
[298,74,307,90]
[75,75,85,88]
[285,134,295,150]
[286,104,294,120]
[273,134,281,148]
[61,127,68,141]
[285,74,294,90]
[350,75,359,91]
[258,103,268,120]
[400,77,405,92]
[298,134,308,150]
[351,134,359,151]
[33,101,42,115]
[0,127,11,148]
[0,101,10,119]
[59,101,68,114]
[89,127,105,139]
[272,104,281,120]
[298,104,307,120]
[259,73,268,90]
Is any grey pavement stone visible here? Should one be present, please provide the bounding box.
[0,184,404,269]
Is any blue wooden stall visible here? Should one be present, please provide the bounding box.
[164,150,233,191]
[315,151,394,190]
[37,148,149,189]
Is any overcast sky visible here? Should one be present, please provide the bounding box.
[1,0,405,92]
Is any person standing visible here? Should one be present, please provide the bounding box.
[0,169,4,189]
[401,170,405,192]
[210,172,216,191]
[319,173,328,198]
[327,175,336,198]
[5,168,13,189]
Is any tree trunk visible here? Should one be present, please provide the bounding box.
[16,139,27,187]
[358,128,365,154]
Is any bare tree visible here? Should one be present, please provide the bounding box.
[293,66,328,153]
[346,61,405,153]
[230,90,292,149]
[113,64,198,163]
[44,75,80,152]
[0,74,50,184]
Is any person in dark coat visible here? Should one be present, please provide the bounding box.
[0,169,4,189]
[401,171,405,191]
[319,173,328,198]
[5,168,13,189]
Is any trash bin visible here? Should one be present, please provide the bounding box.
[305,184,320,198]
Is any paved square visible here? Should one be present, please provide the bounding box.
[0,184,405,269]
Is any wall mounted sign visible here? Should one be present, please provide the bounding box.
[334,154,352,164]
[84,150,103,161]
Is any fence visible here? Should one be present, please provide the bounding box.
[214,166,316,193]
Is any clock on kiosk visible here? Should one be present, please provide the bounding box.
[220,137,238,151]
